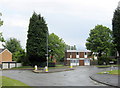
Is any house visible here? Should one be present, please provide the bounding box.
[64,50,94,66]
[0,42,22,69]
[0,49,12,64]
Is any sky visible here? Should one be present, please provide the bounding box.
[0,0,120,50]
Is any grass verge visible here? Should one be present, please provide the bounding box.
[1,76,31,87]
[96,65,120,68]
[97,70,120,75]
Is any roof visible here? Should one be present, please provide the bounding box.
[0,49,12,54]
[66,50,91,52]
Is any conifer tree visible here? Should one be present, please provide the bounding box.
[112,6,120,55]
[26,12,48,66]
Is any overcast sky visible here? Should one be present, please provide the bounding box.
[0,0,119,50]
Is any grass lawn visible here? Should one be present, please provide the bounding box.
[97,70,120,75]
[1,76,31,87]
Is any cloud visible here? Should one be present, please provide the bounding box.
[0,0,120,49]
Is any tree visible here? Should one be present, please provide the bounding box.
[73,45,76,50]
[4,38,25,62]
[0,13,5,42]
[0,32,5,42]
[86,25,113,64]
[112,7,120,55]
[12,48,25,63]
[65,45,71,50]
[5,38,22,53]
[26,12,48,66]
[0,13,3,27]
[65,45,76,50]
[48,33,66,62]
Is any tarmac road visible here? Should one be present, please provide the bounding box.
[2,66,112,86]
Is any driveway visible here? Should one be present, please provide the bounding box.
[1,66,112,86]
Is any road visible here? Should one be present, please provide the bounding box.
[2,66,111,86]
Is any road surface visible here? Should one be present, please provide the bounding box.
[2,66,111,86]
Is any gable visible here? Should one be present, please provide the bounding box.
[0,49,12,55]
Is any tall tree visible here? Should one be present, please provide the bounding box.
[48,33,66,62]
[26,12,48,66]
[112,6,120,55]
[86,25,113,64]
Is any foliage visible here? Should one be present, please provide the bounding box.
[0,13,5,42]
[86,25,114,64]
[5,38,22,53]
[98,55,110,65]
[0,13,3,27]
[12,48,25,63]
[4,38,25,62]
[0,32,5,42]
[112,7,120,55]
[65,45,76,50]
[48,33,66,62]
[26,12,48,66]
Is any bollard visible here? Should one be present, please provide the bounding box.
[70,64,73,69]
[34,65,37,70]
[45,66,48,72]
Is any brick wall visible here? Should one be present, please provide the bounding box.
[1,50,12,62]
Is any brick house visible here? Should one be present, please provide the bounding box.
[64,50,93,66]
[0,49,12,64]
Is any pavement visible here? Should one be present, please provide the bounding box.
[89,67,119,88]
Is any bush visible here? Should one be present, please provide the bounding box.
[90,60,98,65]
[39,62,56,67]
[98,56,110,65]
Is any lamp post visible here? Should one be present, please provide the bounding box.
[44,30,49,72]
[46,30,49,67]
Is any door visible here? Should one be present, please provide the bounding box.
[79,60,84,66]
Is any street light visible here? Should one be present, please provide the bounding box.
[46,30,49,67]
[44,30,49,72]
